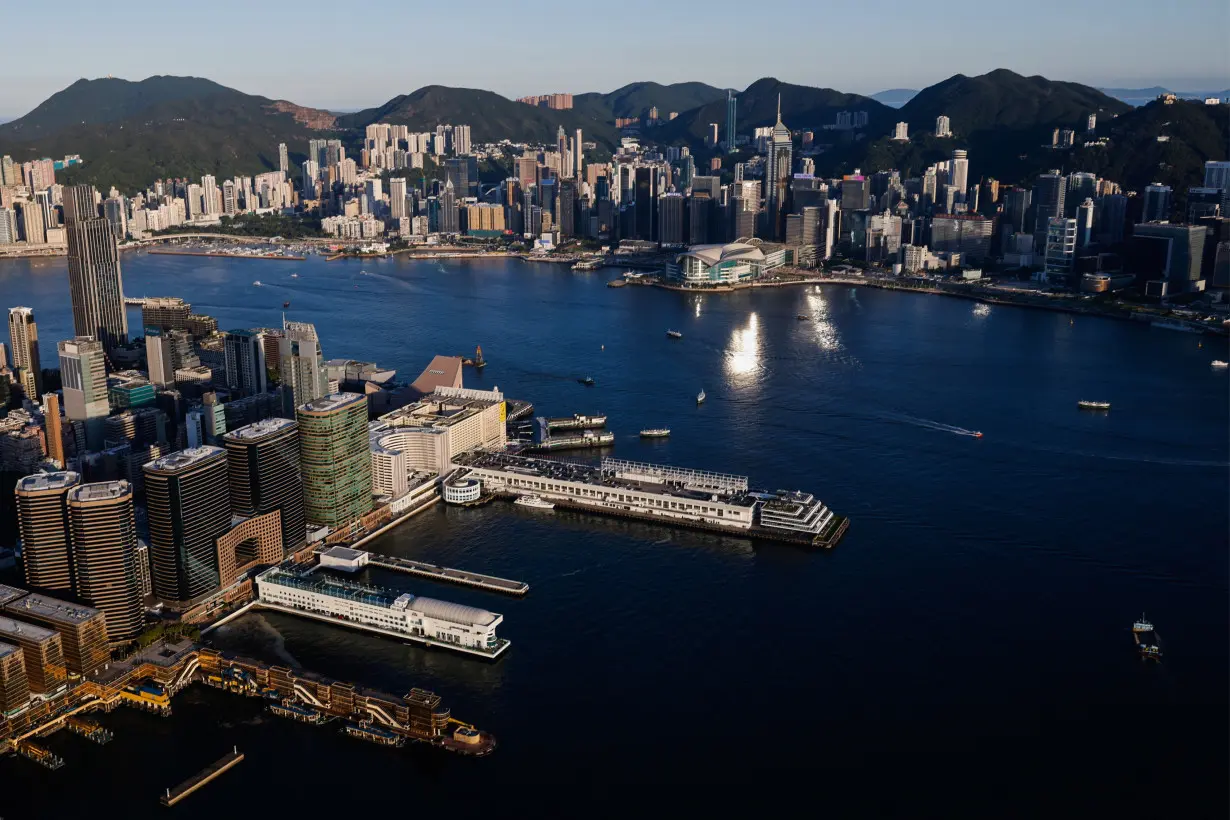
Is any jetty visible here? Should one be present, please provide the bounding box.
[368,552,529,596]
[160,747,244,806]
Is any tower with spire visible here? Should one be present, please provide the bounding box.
[765,93,794,240]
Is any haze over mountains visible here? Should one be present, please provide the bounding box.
[0,70,1224,198]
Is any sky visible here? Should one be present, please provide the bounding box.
[3,0,1227,118]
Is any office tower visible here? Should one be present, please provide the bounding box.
[8,307,41,400]
[440,179,459,234]
[573,128,584,178]
[280,320,327,417]
[3,592,108,675]
[1131,223,1208,292]
[223,329,267,397]
[223,418,306,554]
[1065,173,1098,217]
[1097,193,1128,246]
[44,393,65,468]
[1076,198,1096,247]
[724,91,737,152]
[1044,218,1078,281]
[278,143,289,175]
[63,184,128,354]
[1204,161,1230,191]
[145,327,175,387]
[185,410,204,448]
[144,447,231,603]
[0,207,17,244]
[950,150,969,199]
[67,481,143,640]
[0,615,65,694]
[659,192,685,245]
[0,642,29,712]
[634,167,657,241]
[765,97,793,239]
[892,122,909,141]
[1032,172,1067,250]
[935,115,952,138]
[16,472,81,593]
[689,191,713,244]
[558,181,576,237]
[58,337,109,451]
[1142,184,1172,223]
[296,393,372,528]
[140,297,191,332]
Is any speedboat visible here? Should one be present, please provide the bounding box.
[972,431,983,438]
[696,389,706,404]
[514,495,555,511]
[252,280,263,286]
[1212,360,1228,368]
[1078,400,1111,410]
[666,330,683,339]
[290,273,299,278]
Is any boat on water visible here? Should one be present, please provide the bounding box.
[640,428,671,438]
[696,389,706,404]
[1211,360,1228,368]
[1132,613,1162,660]
[972,432,983,438]
[666,330,683,339]
[290,273,299,278]
[578,376,595,386]
[514,495,555,510]
[1078,400,1111,410]
[283,301,291,309]
[252,280,263,287]
[796,314,808,320]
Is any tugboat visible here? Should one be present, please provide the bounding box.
[1132,614,1162,660]
[1078,400,1111,410]
[640,428,671,438]
[696,389,706,405]
[666,330,683,339]
[579,376,595,386]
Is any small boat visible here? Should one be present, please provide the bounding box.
[514,495,555,511]
[1078,400,1111,410]
[640,428,671,438]
[696,389,706,405]
[796,314,808,320]
[579,376,595,386]
[1132,613,1162,659]
[252,280,263,286]
[290,273,299,278]
[972,432,983,438]
[283,301,291,309]
[1211,360,1228,368]
[666,330,683,339]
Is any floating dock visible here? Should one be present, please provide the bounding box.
[160,748,244,806]
[366,552,529,596]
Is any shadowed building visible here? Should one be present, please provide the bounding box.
[143,447,231,604]
[223,418,305,554]
[15,472,81,594]
[63,184,128,355]
[215,510,283,587]
[8,307,41,400]
[297,393,372,528]
[0,641,29,713]
[0,615,66,694]
[67,481,143,641]
[3,591,109,674]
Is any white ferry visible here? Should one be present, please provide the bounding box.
[696,389,706,404]
[666,330,683,339]
[1211,360,1228,368]
[640,428,671,438]
[252,280,263,287]
[514,495,555,511]
[1077,400,1110,410]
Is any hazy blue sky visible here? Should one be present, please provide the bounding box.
[3,0,1227,117]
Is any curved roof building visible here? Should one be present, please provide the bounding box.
[670,242,767,286]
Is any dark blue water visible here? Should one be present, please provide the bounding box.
[1,253,1227,817]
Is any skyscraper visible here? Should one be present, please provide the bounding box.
[1044,217,1078,281]
[0,642,28,713]
[144,447,231,603]
[765,96,793,240]
[58,337,109,451]
[280,320,327,417]
[15,472,81,593]
[935,115,952,138]
[389,177,408,220]
[223,329,268,397]
[1142,184,1173,223]
[1032,172,1067,252]
[634,166,657,242]
[724,90,737,152]
[67,481,143,641]
[440,179,459,234]
[278,142,289,175]
[223,418,306,554]
[63,184,127,355]
[296,393,372,528]
[574,128,583,178]
[950,150,969,200]
[144,327,175,387]
[43,393,65,468]
[8,307,41,400]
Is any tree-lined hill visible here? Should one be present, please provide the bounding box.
[571,81,727,122]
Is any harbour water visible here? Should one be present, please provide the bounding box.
[0,252,1227,816]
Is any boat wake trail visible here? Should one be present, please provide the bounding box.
[880,412,981,437]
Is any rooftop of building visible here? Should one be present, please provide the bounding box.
[0,583,29,607]
[298,392,366,415]
[17,471,81,493]
[144,445,226,473]
[68,480,132,502]
[0,640,20,658]
[5,592,102,626]
[677,242,766,267]
[0,614,59,641]
[224,417,297,441]
[408,355,463,398]
[320,546,365,562]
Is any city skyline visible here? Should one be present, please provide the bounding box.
[1,0,1226,118]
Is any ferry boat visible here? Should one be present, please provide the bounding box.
[640,428,671,438]
[1077,400,1111,410]
[1211,360,1228,368]
[666,330,683,339]
[514,495,555,511]
[579,376,595,386]
[1132,613,1162,660]
[696,389,706,404]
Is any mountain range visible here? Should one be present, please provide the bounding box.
[0,71,1224,198]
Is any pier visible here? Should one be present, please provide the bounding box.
[367,552,529,596]
[160,747,244,806]
[147,249,305,261]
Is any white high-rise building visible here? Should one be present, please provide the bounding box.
[1085,113,1097,133]
[202,175,220,216]
[892,122,909,141]
[574,128,583,177]
[389,177,408,219]
[935,115,952,138]
[950,150,969,199]
[452,125,471,156]
[278,143,289,175]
